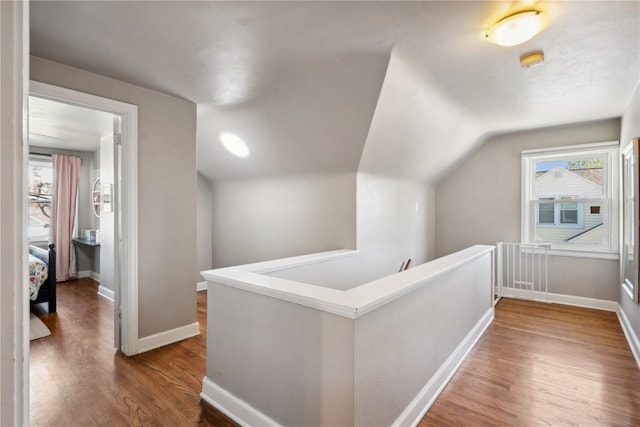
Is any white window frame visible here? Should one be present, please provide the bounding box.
[522,141,619,259]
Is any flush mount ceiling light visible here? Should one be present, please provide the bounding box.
[219,131,251,158]
[485,10,548,47]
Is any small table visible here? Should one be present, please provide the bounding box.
[72,238,100,247]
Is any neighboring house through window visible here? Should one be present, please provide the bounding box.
[521,142,619,258]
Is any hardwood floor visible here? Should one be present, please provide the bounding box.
[30,278,237,426]
[420,298,640,426]
[31,283,640,426]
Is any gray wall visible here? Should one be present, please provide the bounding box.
[31,56,198,338]
[197,173,213,282]
[204,246,493,426]
[620,82,640,341]
[353,250,492,426]
[435,118,621,301]
[356,173,435,280]
[207,282,355,427]
[212,173,357,268]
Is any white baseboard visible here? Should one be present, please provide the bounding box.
[502,288,618,312]
[97,285,114,302]
[617,306,640,369]
[392,307,494,427]
[138,322,200,354]
[197,281,208,292]
[77,270,101,283]
[201,376,280,427]
[77,270,91,279]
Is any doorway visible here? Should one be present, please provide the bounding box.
[29,81,139,354]
[28,96,115,304]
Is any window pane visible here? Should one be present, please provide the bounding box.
[538,200,555,224]
[28,158,53,241]
[532,154,606,245]
[560,204,578,224]
[523,144,617,253]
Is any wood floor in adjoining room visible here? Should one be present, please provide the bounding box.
[420,297,640,426]
[30,278,237,426]
[31,283,640,426]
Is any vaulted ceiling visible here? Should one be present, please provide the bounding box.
[30,1,640,183]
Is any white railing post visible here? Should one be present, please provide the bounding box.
[495,242,503,304]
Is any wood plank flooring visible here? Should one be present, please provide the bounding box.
[30,278,237,426]
[31,282,640,426]
[420,297,640,426]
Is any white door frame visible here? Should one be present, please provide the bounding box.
[30,81,139,356]
[1,1,29,425]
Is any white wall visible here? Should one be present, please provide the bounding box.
[197,173,213,282]
[31,56,198,338]
[356,173,435,281]
[435,118,621,301]
[212,173,356,268]
[619,82,640,345]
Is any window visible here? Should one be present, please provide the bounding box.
[522,142,619,258]
[28,156,53,242]
[536,195,583,227]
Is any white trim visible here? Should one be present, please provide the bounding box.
[203,246,495,319]
[1,1,30,424]
[197,281,208,292]
[200,377,281,427]
[30,81,139,355]
[392,308,494,427]
[76,270,90,279]
[137,322,199,354]
[521,142,620,255]
[97,286,114,302]
[617,306,640,369]
[502,288,618,312]
[76,270,101,282]
[622,281,634,301]
[544,249,619,260]
[522,140,619,155]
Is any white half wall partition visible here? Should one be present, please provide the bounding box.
[201,244,495,426]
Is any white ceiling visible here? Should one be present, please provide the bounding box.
[29,96,114,152]
[29,1,640,183]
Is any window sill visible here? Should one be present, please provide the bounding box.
[545,248,619,260]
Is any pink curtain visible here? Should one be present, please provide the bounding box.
[51,154,81,282]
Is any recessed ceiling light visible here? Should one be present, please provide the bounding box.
[219,131,251,158]
[485,10,548,47]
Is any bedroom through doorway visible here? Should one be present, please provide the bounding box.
[27,81,139,355]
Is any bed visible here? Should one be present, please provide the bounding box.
[29,243,56,313]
